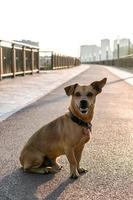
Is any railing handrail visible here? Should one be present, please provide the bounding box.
[0,39,39,49]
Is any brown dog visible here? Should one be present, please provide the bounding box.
[20,78,107,178]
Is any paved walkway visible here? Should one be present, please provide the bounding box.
[0,65,89,121]
[0,64,132,122]
[0,65,133,200]
[104,66,133,86]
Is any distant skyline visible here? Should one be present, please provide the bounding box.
[80,38,131,62]
[0,0,133,56]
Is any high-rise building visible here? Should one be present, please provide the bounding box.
[113,39,118,59]
[113,38,130,58]
[130,43,133,54]
[80,45,100,63]
[101,39,112,60]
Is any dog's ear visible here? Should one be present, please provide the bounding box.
[64,83,78,96]
[91,78,107,94]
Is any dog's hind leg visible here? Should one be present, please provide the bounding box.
[24,158,62,174]
[51,157,63,171]
[42,156,53,167]
[42,156,62,172]
[21,152,46,173]
[21,153,61,174]
[23,159,57,174]
[26,166,56,174]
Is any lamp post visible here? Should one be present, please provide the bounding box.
[99,50,101,64]
[106,47,109,60]
[106,47,109,65]
[117,39,120,66]
[128,39,131,55]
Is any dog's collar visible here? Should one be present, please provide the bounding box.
[69,112,92,130]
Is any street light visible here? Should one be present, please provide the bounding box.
[99,50,101,61]
[117,39,120,60]
[128,40,131,55]
[106,47,109,60]
[116,39,120,67]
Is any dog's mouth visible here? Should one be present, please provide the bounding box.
[79,100,89,114]
[79,108,88,114]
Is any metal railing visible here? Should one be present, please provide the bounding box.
[0,40,39,80]
[84,53,133,72]
[87,56,133,71]
[40,51,80,70]
[0,41,81,80]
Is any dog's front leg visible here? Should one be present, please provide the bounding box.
[75,145,88,174]
[65,149,79,179]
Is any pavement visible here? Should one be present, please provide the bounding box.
[0,65,133,122]
[104,66,133,86]
[0,65,89,121]
[0,65,133,200]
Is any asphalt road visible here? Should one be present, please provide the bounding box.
[0,65,133,200]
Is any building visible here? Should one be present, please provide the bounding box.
[80,45,100,63]
[14,40,39,47]
[113,38,130,58]
[101,39,112,60]
[130,43,133,54]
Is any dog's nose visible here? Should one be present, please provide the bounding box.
[80,100,88,109]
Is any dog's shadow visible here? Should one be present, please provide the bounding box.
[0,168,75,200]
[44,178,74,200]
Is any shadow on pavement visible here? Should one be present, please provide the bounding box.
[107,76,133,85]
[44,178,75,200]
[0,168,55,200]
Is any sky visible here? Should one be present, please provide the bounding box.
[0,0,133,57]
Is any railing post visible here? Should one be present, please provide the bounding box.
[0,41,3,80]
[22,46,26,75]
[106,49,108,65]
[51,52,54,69]
[31,48,34,74]
[37,49,40,72]
[117,42,120,66]
[57,54,59,67]
[54,54,57,68]
[12,43,16,78]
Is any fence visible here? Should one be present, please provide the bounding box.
[39,51,52,70]
[40,51,80,70]
[84,54,133,72]
[0,40,81,81]
[0,40,39,80]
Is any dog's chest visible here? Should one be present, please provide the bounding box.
[79,128,91,144]
[72,127,91,147]
[82,128,91,136]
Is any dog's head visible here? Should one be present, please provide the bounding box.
[64,78,107,115]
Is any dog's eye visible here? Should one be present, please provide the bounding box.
[87,92,93,97]
[75,92,81,97]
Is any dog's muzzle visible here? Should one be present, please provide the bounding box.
[80,100,88,113]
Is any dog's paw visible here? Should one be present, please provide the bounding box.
[78,168,88,174]
[59,165,63,170]
[43,167,52,174]
[70,172,79,179]
[53,164,63,172]
[70,174,79,179]
[56,165,63,171]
